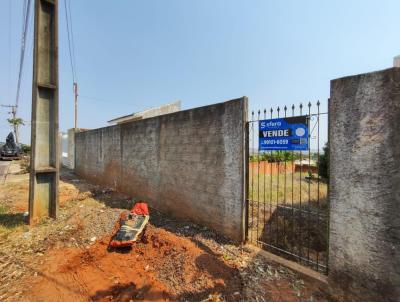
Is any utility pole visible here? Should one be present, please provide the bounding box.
[1,104,19,143]
[74,82,78,129]
[29,0,59,223]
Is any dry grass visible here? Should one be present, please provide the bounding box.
[248,172,329,272]
[249,172,328,210]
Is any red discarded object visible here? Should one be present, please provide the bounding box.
[109,240,133,248]
[131,202,149,216]
[108,202,150,248]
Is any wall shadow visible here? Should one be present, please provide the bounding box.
[60,168,135,210]
[0,212,26,228]
[250,199,328,270]
[90,283,171,301]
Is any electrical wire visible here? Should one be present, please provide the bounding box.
[8,0,12,101]
[79,95,112,103]
[64,0,77,82]
[14,0,32,111]
[68,0,77,76]
[19,9,34,110]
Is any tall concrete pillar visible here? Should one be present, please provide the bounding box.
[29,0,59,222]
[328,67,400,301]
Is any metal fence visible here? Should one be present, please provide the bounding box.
[246,101,329,274]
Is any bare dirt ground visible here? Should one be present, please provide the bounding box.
[0,162,336,302]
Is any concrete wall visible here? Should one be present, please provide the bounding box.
[394,55,400,68]
[75,98,247,241]
[108,100,181,125]
[60,132,69,168]
[59,129,86,169]
[329,68,400,301]
[67,128,75,169]
[135,100,181,120]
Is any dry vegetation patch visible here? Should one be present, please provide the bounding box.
[0,167,334,302]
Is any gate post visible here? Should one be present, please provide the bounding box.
[244,121,249,242]
[328,67,400,301]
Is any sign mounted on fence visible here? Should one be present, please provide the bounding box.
[259,116,309,151]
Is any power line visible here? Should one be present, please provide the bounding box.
[17,2,34,109]
[64,0,77,82]
[63,0,79,129]
[8,0,12,101]
[14,0,32,111]
[80,95,142,104]
[79,95,111,103]
[68,0,77,76]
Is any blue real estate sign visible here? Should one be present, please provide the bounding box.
[259,116,309,151]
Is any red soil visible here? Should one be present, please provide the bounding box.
[249,161,294,176]
[28,225,242,302]
[249,161,318,176]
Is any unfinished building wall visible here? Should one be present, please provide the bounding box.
[329,68,400,301]
[75,98,247,241]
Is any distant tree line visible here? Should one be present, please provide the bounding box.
[249,144,330,180]
[250,151,300,163]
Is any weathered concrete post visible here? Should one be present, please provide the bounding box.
[329,67,400,301]
[67,128,76,170]
[29,0,59,223]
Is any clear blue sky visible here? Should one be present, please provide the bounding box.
[0,0,399,144]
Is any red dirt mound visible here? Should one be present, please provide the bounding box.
[28,225,242,302]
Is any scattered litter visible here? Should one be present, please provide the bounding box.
[1,172,331,302]
[109,202,150,248]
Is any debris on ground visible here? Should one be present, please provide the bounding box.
[109,202,150,248]
[0,166,334,302]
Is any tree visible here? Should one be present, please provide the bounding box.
[7,118,24,144]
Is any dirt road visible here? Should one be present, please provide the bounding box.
[0,166,334,302]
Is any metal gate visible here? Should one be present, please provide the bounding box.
[246,101,329,274]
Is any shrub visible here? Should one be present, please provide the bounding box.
[20,156,30,173]
[20,144,31,154]
[318,143,329,179]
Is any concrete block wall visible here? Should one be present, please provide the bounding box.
[329,68,400,301]
[66,128,76,169]
[75,98,247,241]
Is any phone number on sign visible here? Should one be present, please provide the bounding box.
[262,139,289,145]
